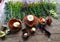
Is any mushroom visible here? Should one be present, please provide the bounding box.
[39,17,46,25]
[8,18,22,32]
[30,27,36,34]
[22,32,29,40]
[46,17,52,26]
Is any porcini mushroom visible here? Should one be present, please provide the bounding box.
[30,27,36,34]
[39,17,46,25]
[8,18,21,32]
[46,17,52,26]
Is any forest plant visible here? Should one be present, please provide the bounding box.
[5,1,57,22]
[5,1,23,22]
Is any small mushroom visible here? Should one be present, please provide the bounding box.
[46,17,52,26]
[30,27,36,34]
[39,17,46,25]
[22,32,29,40]
[23,33,28,37]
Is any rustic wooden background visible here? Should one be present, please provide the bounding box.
[0,1,60,42]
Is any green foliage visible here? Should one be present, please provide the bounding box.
[49,9,58,19]
[4,1,57,22]
[5,1,23,22]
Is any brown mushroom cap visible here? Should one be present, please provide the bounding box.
[46,17,52,25]
[8,18,21,31]
[24,15,38,27]
[39,17,46,25]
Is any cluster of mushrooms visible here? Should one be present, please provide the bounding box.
[0,15,52,40]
